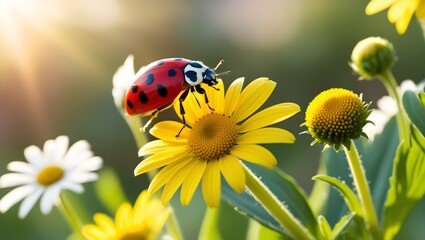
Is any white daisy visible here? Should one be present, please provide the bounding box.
[0,136,103,219]
[112,55,136,111]
[364,80,422,140]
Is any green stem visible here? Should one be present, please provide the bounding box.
[198,208,221,240]
[124,114,183,240]
[378,70,410,143]
[167,208,185,240]
[243,166,315,240]
[344,140,380,240]
[59,193,85,239]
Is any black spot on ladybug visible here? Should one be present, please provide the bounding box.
[168,69,177,77]
[146,74,154,85]
[127,100,134,109]
[156,60,164,65]
[174,58,183,61]
[189,62,202,68]
[131,85,138,93]
[185,71,198,82]
[139,91,149,104]
[157,84,168,98]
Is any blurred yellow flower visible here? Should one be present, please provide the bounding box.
[83,190,169,240]
[135,77,300,208]
[366,0,425,34]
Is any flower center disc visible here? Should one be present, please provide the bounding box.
[118,230,147,240]
[188,113,238,160]
[36,165,64,186]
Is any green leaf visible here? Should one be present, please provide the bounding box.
[318,215,332,240]
[403,90,425,136]
[222,163,319,238]
[246,219,290,240]
[383,126,425,240]
[94,167,127,214]
[331,212,356,240]
[312,117,398,226]
[312,175,363,216]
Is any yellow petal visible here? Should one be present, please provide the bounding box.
[161,160,196,205]
[148,157,192,195]
[230,144,277,168]
[205,79,225,113]
[93,213,115,235]
[173,90,203,126]
[237,127,295,144]
[389,1,415,34]
[224,77,244,116]
[134,148,189,175]
[416,0,425,19]
[233,78,276,123]
[138,140,181,157]
[83,225,110,240]
[149,121,191,142]
[202,160,221,208]
[366,0,397,15]
[150,208,170,235]
[219,155,245,193]
[132,191,149,225]
[238,103,300,133]
[115,202,132,230]
[180,159,207,205]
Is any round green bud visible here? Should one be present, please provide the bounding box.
[350,37,396,79]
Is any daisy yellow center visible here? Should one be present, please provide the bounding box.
[305,88,368,146]
[117,230,146,240]
[36,165,64,186]
[188,113,238,160]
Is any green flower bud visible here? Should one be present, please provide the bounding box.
[350,37,396,80]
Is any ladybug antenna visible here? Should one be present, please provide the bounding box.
[216,70,231,77]
[214,59,231,77]
[213,60,225,70]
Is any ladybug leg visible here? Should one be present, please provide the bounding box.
[195,85,214,111]
[176,88,191,137]
[142,103,174,132]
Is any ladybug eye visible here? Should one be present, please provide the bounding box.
[204,69,216,81]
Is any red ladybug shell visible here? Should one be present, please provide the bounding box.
[125,58,190,116]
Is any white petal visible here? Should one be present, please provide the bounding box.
[42,139,56,163]
[62,181,84,193]
[75,157,103,172]
[18,187,44,219]
[63,140,91,166]
[51,136,69,163]
[7,161,35,175]
[65,151,93,170]
[70,172,98,183]
[24,145,44,168]
[40,186,61,215]
[0,185,37,213]
[0,173,34,188]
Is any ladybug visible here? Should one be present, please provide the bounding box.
[125,58,225,135]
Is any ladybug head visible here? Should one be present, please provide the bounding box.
[203,68,218,86]
[184,61,218,87]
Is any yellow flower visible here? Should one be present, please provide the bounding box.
[366,0,425,34]
[304,88,371,151]
[82,190,169,240]
[135,77,300,208]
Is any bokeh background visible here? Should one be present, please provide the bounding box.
[1,0,424,239]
